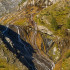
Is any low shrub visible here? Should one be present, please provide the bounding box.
[66,18,70,29]
[51,16,59,31]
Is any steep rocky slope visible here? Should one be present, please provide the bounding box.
[0,0,61,17]
[0,0,70,70]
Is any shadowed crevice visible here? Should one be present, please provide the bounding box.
[0,25,36,70]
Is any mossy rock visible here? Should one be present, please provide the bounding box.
[0,59,19,70]
[48,43,61,62]
[61,57,70,70]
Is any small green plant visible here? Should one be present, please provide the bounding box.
[51,16,59,31]
[61,57,70,70]
[65,50,70,58]
[0,65,5,68]
[66,18,70,29]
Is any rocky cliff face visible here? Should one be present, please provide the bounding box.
[0,0,70,70]
[22,0,61,8]
[0,0,61,17]
[0,25,55,70]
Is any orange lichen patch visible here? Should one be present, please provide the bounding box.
[14,18,27,25]
[27,30,43,50]
[54,59,62,70]
[3,17,15,24]
[36,33,42,50]
[27,31,35,47]
[26,6,38,14]
[54,49,70,70]
[0,9,26,25]
[0,17,3,22]
[43,44,46,53]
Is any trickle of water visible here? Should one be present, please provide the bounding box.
[14,25,36,70]
[2,25,9,34]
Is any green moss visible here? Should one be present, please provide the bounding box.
[66,18,70,29]
[61,57,70,70]
[34,1,70,37]
[65,50,70,58]
[0,43,19,70]
[51,16,59,31]
[61,50,70,70]
[0,58,19,70]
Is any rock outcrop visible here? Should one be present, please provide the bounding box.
[0,0,70,70]
[0,0,21,17]
[0,0,61,17]
[22,0,61,8]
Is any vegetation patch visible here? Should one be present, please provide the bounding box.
[34,0,70,37]
[48,43,61,62]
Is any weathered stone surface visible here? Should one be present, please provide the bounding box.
[0,0,21,17]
